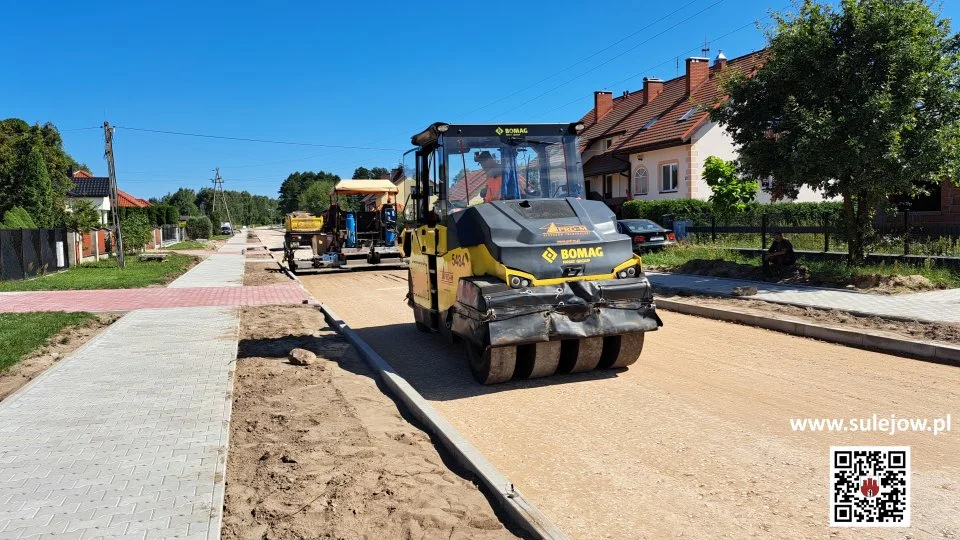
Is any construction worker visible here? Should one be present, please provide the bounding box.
[475,151,502,203]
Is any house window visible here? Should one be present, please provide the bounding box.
[760,177,774,191]
[660,163,678,192]
[605,139,613,150]
[604,175,613,199]
[678,106,699,121]
[642,115,661,130]
[633,166,648,196]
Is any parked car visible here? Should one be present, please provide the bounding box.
[617,219,676,252]
[220,224,233,235]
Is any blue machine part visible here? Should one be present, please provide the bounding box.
[345,212,357,248]
[383,206,397,245]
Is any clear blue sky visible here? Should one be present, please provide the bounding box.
[4,0,959,200]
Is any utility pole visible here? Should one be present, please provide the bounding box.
[211,168,234,229]
[103,121,125,268]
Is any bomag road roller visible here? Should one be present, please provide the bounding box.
[400,122,662,384]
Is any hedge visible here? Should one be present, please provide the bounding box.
[185,216,212,239]
[112,205,180,226]
[621,199,844,226]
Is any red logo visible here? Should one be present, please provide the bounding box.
[860,477,880,497]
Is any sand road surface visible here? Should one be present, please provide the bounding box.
[300,269,960,539]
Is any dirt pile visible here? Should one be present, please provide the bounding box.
[242,262,293,286]
[223,306,514,540]
[851,273,940,293]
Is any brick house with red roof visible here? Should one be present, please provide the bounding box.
[578,50,832,213]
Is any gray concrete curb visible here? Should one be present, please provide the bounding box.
[318,302,568,540]
[656,298,960,366]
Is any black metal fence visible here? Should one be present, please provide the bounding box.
[0,228,71,281]
[676,213,960,257]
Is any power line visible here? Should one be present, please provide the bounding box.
[529,12,774,121]
[490,0,727,121]
[112,125,405,151]
[458,0,708,119]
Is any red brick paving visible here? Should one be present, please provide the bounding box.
[0,283,308,313]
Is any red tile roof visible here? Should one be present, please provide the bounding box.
[578,50,766,156]
[448,169,530,201]
[117,190,151,208]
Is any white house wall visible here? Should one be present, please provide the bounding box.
[628,145,691,200]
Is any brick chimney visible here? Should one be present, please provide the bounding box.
[714,50,728,71]
[642,77,664,105]
[594,91,613,121]
[686,57,710,95]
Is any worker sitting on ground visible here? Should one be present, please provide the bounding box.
[762,232,796,277]
[475,151,502,203]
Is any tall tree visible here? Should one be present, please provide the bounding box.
[161,188,200,216]
[278,170,339,213]
[351,166,372,180]
[712,0,960,263]
[298,180,337,215]
[21,139,54,227]
[369,167,390,179]
[0,119,81,223]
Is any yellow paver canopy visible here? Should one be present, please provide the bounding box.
[331,179,398,196]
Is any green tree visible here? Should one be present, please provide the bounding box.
[278,170,339,214]
[298,180,336,215]
[0,206,37,229]
[702,156,758,217]
[712,0,960,263]
[21,140,54,227]
[64,199,101,231]
[160,188,200,216]
[369,167,390,179]
[121,213,152,252]
[351,166,371,179]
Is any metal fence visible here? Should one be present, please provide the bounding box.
[160,225,183,245]
[675,213,960,257]
[0,228,71,281]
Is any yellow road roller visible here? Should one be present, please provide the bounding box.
[401,122,662,384]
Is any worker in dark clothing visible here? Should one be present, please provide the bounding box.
[763,232,796,277]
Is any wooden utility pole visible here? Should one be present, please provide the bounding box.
[103,121,125,268]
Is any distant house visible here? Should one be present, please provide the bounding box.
[577,50,832,213]
[66,170,151,225]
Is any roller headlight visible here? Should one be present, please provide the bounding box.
[627,266,637,277]
[509,276,522,288]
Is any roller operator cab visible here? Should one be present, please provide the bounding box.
[401,122,663,384]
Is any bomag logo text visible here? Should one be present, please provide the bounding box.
[541,247,558,263]
[560,247,603,260]
[495,126,528,136]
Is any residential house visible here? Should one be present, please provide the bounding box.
[577,50,830,214]
[66,170,151,224]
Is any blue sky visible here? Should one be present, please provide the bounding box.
[4,0,960,200]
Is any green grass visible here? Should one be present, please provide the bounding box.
[165,240,210,250]
[0,312,94,371]
[0,253,196,292]
[211,234,231,241]
[642,244,960,289]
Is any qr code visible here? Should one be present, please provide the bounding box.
[830,446,910,527]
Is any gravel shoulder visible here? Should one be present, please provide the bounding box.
[222,305,515,539]
[242,260,294,287]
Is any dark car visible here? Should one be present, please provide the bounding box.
[617,219,676,252]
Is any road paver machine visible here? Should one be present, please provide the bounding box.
[283,180,405,272]
[401,122,662,384]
